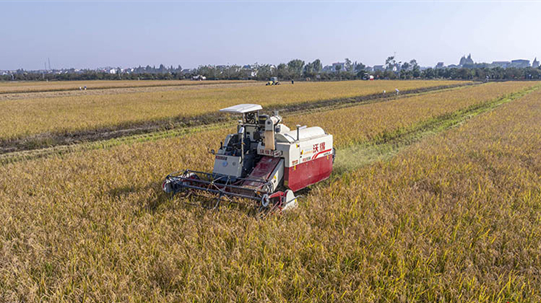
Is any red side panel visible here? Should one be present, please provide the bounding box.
[242,156,281,188]
[284,155,333,192]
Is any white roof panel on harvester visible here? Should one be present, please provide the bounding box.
[219,104,263,114]
[276,127,326,143]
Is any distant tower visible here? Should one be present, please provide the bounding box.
[465,54,474,65]
[533,57,540,68]
[48,57,51,70]
[459,55,467,67]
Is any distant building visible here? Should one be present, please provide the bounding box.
[510,59,530,68]
[492,61,511,68]
[533,58,539,68]
[373,65,384,72]
[331,62,346,72]
[459,54,474,67]
[435,62,445,69]
[447,64,458,69]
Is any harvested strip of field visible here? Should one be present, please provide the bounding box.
[0,80,465,143]
[0,79,252,94]
[0,83,537,301]
[302,87,541,301]
[0,81,263,102]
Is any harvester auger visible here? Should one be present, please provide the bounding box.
[162,104,335,212]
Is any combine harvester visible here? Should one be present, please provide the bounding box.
[162,104,335,212]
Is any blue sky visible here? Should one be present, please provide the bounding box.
[1,1,540,70]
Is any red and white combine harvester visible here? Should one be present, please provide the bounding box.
[162,104,335,211]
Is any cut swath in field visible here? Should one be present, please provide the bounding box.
[0,79,253,94]
[0,81,265,103]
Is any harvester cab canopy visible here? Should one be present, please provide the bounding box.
[219,104,262,114]
[220,103,267,126]
[162,104,335,212]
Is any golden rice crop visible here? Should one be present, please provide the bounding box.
[286,81,537,148]
[0,79,252,94]
[305,87,541,301]
[0,80,464,141]
[0,81,537,301]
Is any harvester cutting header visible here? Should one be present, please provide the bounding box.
[162,104,335,211]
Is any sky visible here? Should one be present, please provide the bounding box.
[1,1,540,70]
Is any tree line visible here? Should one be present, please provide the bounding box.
[2,58,541,82]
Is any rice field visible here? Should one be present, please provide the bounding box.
[0,80,464,142]
[306,87,541,301]
[286,81,536,148]
[0,80,540,302]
